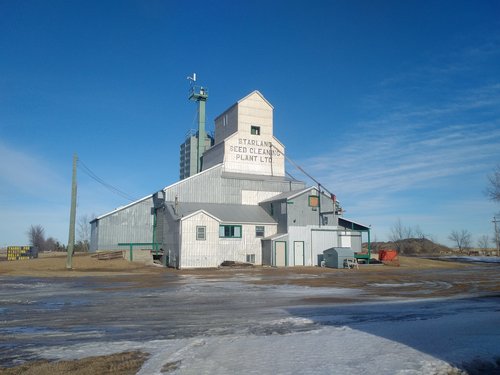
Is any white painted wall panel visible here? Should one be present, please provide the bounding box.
[180,217,277,268]
[288,225,339,266]
[221,134,285,177]
[180,212,220,268]
[311,229,339,266]
[241,190,281,205]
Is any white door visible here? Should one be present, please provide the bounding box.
[294,241,304,266]
[275,241,287,267]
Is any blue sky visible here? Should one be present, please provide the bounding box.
[1,0,499,247]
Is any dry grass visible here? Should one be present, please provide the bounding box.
[0,252,470,278]
[0,351,149,375]
[0,252,163,277]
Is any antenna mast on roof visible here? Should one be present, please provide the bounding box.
[187,73,208,173]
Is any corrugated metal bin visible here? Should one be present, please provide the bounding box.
[323,247,355,268]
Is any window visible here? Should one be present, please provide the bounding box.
[246,254,256,263]
[196,226,206,240]
[219,225,242,238]
[322,216,328,225]
[281,202,287,215]
[251,126,260,135]
[255,226,265,237]
[308,195,319,207]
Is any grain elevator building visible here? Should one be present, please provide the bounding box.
[90,90,369,268]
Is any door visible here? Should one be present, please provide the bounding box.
[294,241,304,266]
[274,241,287,267]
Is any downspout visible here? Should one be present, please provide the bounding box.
[318,184,321,227]
[152,208,158,256]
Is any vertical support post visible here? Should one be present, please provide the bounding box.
[66,153,77,269]
[129,244,133,261]
[367,229,371,264]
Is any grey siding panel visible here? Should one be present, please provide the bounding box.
[288,191,336,227]
[163,165,305,205]
[260,200,287,233]
[96,197,154,251]
[350,233,362,252]
[90,221,98,252]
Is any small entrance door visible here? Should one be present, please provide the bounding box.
[294,241,305,266]
[275,241,287,267]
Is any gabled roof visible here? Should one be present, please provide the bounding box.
[93,164,224,222]
[259,186,317,203]
[93,194,153,221]
[166,202,277,224]
[214,90,273,121]
[338,217,370,231]
[238,90,274,109]
[162,163,222,193]
[221,170,298,183]
[262,233,288,241]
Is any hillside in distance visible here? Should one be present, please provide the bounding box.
[363,238,452,256]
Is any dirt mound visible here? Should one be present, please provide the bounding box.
[365,238,452,256]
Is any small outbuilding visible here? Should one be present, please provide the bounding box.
[323,247,355,268]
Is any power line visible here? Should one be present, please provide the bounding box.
[78,159,137,202]
[274,143,335,197]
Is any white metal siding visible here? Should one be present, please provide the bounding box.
[287,226,339,266]
[241,190,281,205]
[180,212,220,268]
[163,164,304,205]
[311,229,339,266]
[179,212,277,268]
[221,133,285,177]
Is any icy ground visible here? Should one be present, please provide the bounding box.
[0,269,499,374]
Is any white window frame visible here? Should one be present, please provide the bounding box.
[196,226,206,241]
[255,226,265,237]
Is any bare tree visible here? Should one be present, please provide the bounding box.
[27,225,46,252]
[477,235,490,250]
[76,214,92,252]
[45,237,57,252]
[389,219,416,252]
[389,218,404,242]
[448,230,472,253]
[486,164,500,202]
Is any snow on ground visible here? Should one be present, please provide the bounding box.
[34,304,500,375]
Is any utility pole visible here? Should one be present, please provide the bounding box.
[66,153,77,269]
